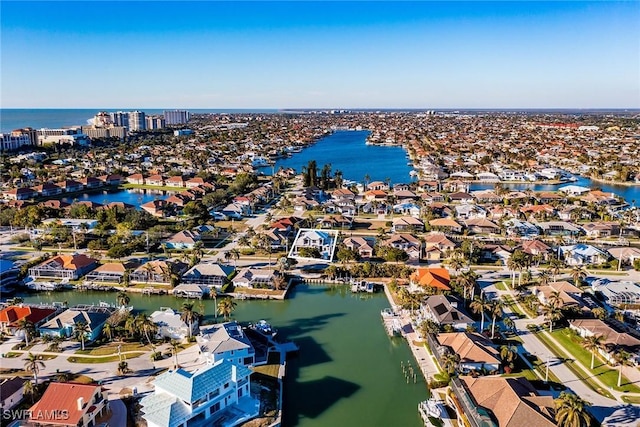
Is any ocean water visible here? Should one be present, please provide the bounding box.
[0,108,278,133]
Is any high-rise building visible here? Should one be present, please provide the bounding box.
[128,111,146,131]
[92,111,113,128]
[145,115,166,130]
[1,130,32,151]
[163,109,191,125]
[110,111,129,128]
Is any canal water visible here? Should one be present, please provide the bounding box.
[15,284,427,427]
[263,130,415,185]
[60,188,169,208]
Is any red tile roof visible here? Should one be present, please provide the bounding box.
[411,268,451,290]
[29,383,102,426]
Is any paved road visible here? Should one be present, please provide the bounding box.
[478,269,639,425]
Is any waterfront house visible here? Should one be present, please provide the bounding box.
[449,376,556,427]
[367,181,389,191]
[0,305,58,337]
[181,262,234,289]
[0,377,25,411]
[126,173,145,185]
[150,307,197,340]
[37,182,64,197]
[186,177,206,188]
[591,280,640,309]
[57,179,84,193]
[198,322,256,366]
[291,229,336,260]
[2,187,38,200]
[131,260,188,286]
[147,174,165,186]
[28,383,109,427]
[343,236,375,259]
[435,332,501,373]
[166,175,186,188]
[558,185,591,196]
[410,268,451,292]
[232,268,277,289]
[140,360,259,427]
[99,174,123,186]
[28,254,98,280]
[420,295,472,329]
[141,199,174,217]
[85,262,138,284]
[38,306,113,342]
[78,176,103,189]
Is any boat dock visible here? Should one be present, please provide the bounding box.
[381,308,403,337]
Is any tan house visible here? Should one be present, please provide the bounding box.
[450,376,556,427]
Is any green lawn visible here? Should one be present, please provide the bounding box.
[548,328,640,393]
[502,294,527,319]
[622,395,640,404]
[68,352,145,363]
[75,342,152,356]
[494,281,507,291]
[534,330,632,398]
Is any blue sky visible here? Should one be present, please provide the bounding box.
[2,1,639,108]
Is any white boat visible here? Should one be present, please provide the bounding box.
[27,281,61,291]
[251,320,277,337]
[381,308,398,318]
[418,397,443,426]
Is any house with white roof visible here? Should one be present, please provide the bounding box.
[150,307,197,340]
[559,244,609,266]
[558,185,591,196]
[140,359,259,427]
[198,322,256,366]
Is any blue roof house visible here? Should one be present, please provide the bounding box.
[140,359,259,427]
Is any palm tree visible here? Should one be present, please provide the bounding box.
[489,300,504,339]
[613,348,633,388]
[500,344,517,363]
[73,321,90,351]
[457,269,478,303]
[570,266,587,287]
[124,315,137,339]
[581,334,604,370]
[23,380,36,404]
[541,303,562,332]
[503,316,515,334]
[273,274,287,291]
[169,339,181,369]
[419,319,441,337]
[230,248,241,267]
[117,360,131,375]
[54,371,72,382]
[47,336,63,352]
[217,297,237,321]
[547,290,563,309]
[223,250,232,265]
[116,291,130,308]
[470,296,491,333]
[102,323,113,342]
[180,303,199,338]
[24,353,45,385]
[554,391,591,427]
[549,257,564,283]
[16,318,35,346]
[538,269,552,286]
[136,314,157,347]
[591,307,607,320]
[440,352,460,375]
